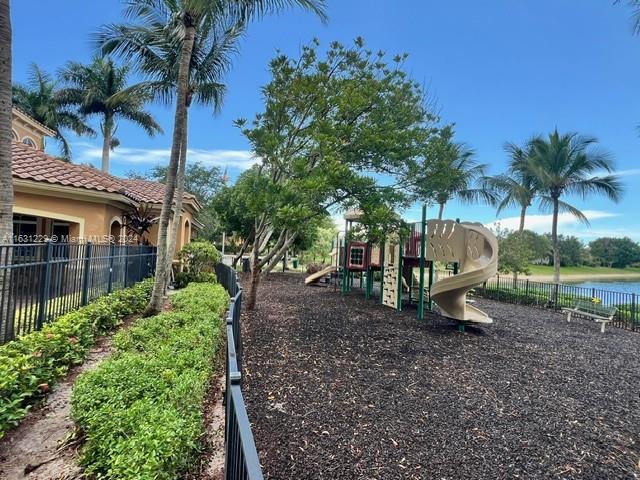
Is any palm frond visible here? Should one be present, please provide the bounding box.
[565,175,624,203]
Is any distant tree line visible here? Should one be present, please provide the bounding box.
[498,229,640,275]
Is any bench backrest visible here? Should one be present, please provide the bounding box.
[574,299,617,317]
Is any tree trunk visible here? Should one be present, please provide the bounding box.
[145,23,196,315]
[164,109,189,284]
[438,202,445,220]
[101,114,113,173]
[232,234,252,268]
[0,0,14,342]
[552,196,560,283]
[264,232,298,274]
[513,205,528,287]
[246,232,261,310]
[518,205,527,233]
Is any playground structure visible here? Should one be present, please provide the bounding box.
[305,205,499,329]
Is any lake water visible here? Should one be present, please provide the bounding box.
[564,279,640,295]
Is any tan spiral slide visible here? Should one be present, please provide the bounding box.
[427,221,498,324]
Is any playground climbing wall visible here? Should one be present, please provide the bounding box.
[382,241,400,309]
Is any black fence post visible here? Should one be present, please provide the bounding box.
[81,241,93,306]
[123,245,129,287]
[36,240,53,329]
[107,242,115,294]
[632,293,637,331]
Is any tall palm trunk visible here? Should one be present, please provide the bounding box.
[438,202,445,220]
[0,0,14,342]
[551,196,560,283]
[512,204,528,287]
[101,114,114,173]
[146,22,196,315]
[165,111,189,283]
[518,205,527,233]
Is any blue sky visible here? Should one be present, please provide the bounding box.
[10,1,640,241]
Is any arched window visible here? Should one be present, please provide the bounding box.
[110,218,124,243]
[183,219,191,245]
[11,129,18,142]
[22,137,37,148]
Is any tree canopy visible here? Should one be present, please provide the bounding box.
[589,237,640,268]
[226,38,448,308]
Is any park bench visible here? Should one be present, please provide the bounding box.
[562,299,618,333]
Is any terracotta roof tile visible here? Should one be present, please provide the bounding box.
[11,142,198,209]
[119,178,197,204]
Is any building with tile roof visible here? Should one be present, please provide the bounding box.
[11,108,200,249]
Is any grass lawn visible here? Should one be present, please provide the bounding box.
[526,264,640,277]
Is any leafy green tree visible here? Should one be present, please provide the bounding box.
[497,230,534,279]
[589,237,640,268]
[99,0,327,314]
[299,217,338,265]
[60,56,162,173]
[236,39,442,309]
[519,229,551,262]
[130,162,225,241]
[12,64,93,159]
[496,228,551,284]
[554,235,586,267]
[528,130,623,282]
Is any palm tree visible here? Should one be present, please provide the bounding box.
[12,65,93,160]
[98,0,327,315]
[485,141,539,233]
[435,142,496,219]
[617,1,640,34]
[0,0,14,341]
[528,130,623,283]
[99,18,241,275]
[59,56,163,173]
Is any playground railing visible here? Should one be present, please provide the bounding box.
[467,272,639,332]
[215,263,264,480]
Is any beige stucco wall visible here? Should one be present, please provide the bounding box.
[14,190,118,241]
[12,121,46,150]
[144,211,193,251]
[15,190,194,255]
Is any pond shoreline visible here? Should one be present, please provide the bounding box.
[515,272,640,283]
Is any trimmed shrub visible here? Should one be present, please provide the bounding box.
[174,271,217,289]
[71,282,229,480]
[0,279,154,438]
[174,240,220,288]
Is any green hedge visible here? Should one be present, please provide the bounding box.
[71,282,229,480]
[0,278,154,438]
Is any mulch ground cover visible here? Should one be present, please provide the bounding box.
[241,273,640,480]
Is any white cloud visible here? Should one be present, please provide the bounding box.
[594,167,640,178]
[74,142,259,170]
[614,168,640,177]
[486,210,620,233]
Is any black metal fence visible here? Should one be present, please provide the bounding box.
[215,263,264,480]
[0,242,157,344]
[470,273,639,331]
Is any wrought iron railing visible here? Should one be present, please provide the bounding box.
[215,263,264,480]
[0,242,156,344]
[469,273,639,331]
